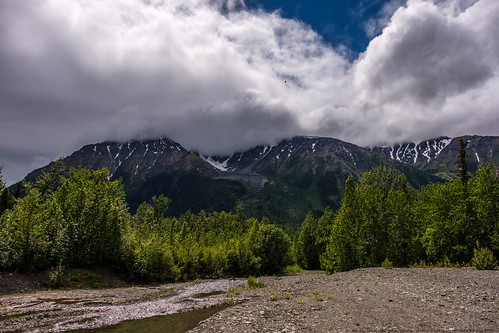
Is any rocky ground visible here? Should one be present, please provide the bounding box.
[0,268,498,332]
[0,277,246,332]
[192,268,499,333]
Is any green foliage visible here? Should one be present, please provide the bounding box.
[381,258,393,269]
[296,212,321,269]
[35,159,66,199]
[472,247,497,270]
[0,189,54,271]
[69,272,83,282]
[284,264,303,275]
[457,139,469,185]
[251,223,292,275]
[321,168,415,272]
[247,275,265,289]
[0,187,16,215]
[471,165,499,252]
[44,263,66,289]
[6,160,498,281]
[152,195,171,225]
[0,164,295,281]
[321,175,361,272]
[0,167,130,272]
[54,168,130,266]
[317,164,499,272]
[226,287,243,298]
[121,204,291,282]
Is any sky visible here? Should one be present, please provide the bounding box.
[1,0,499,185]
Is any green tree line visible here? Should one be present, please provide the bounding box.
[296,164,499,272]
[1,157,497,281]
[0,163,292,281]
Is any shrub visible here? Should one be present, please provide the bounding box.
[284,264,303,275]
[472,247,497,270]
[251,224,292,275]
[44,263,66,289]
[247,275,265,289]
[381,258,393,269]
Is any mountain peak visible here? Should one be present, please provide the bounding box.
[17,135,499,225]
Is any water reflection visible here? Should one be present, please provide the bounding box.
[72,305,228,333]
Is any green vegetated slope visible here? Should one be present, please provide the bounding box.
[0,166,293,281]
[1,160,497,282]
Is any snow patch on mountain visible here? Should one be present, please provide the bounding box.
[371,137,453,165]
[200,156,229,171]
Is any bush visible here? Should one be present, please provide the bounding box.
[381,258,393,269]
[251,224,292,275]
[247,275,265,289]
[44,263,66,289]
[472,247,497,270]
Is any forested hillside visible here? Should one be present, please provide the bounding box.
[0,152,497,281]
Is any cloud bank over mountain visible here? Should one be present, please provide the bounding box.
[1,0,498,184]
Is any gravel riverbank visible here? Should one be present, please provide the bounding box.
[0,268,497,332]
[192,268,499,333]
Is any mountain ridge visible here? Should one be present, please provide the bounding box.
[17,135,499,225]
[371,135,499,179]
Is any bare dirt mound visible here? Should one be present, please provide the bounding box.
[191,268,499,333]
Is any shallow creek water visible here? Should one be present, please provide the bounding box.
[0,279,245,332]
[71,305,229,333]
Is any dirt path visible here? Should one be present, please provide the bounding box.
[0,268,497,332]
[192,268,499,333]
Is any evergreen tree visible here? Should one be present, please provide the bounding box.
[152,195,171,225]
[0,188,16,215]
[35,159,66,198]
[457,139,469,185]
[296,212,320,269]
[0,167,16,215]
[321,175,362,272]
[0,165,4,192]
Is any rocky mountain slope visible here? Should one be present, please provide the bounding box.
[18,136,448,225]
[372,135,499,179]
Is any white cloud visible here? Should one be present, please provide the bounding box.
[352,0,499,144]
[0,0,498,184]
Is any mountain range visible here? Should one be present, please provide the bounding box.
[19,135,499,226]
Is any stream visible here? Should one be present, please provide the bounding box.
[71,305,229,333]
[0,279,246,333]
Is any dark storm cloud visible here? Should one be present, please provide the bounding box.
[1,0,499,184]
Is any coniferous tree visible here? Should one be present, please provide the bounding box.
[296,212,320,269]
[0,188,16,215]
[0,167,15,215]
[152,195,171,225]
[35,159,65,198]
[321,175,362,272]
[458,139,469,185]
[0,165,4,192]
